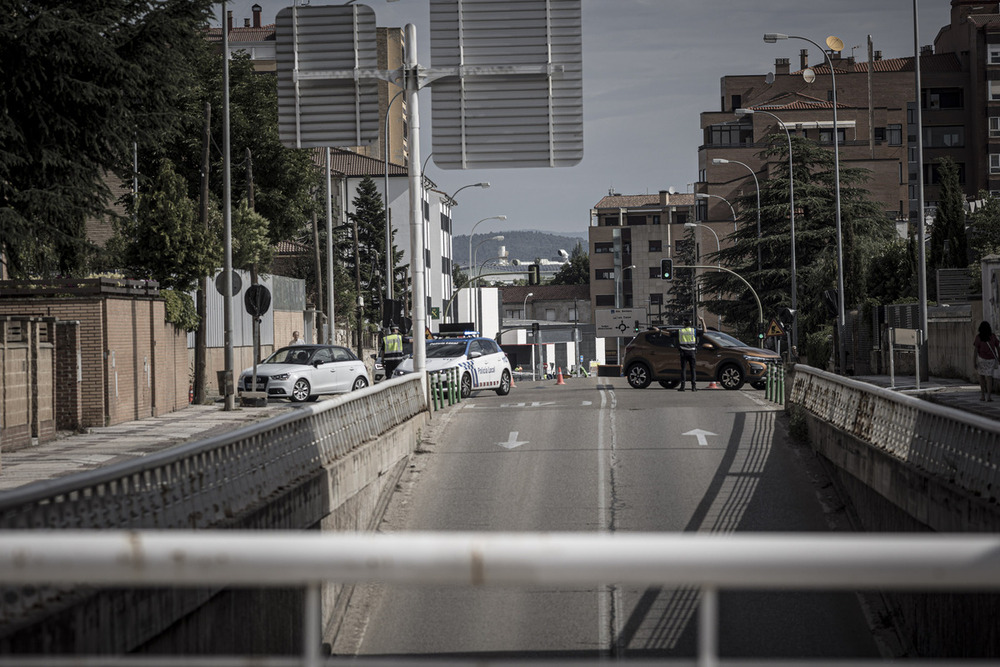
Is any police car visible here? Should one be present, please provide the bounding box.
[393,336,512,397]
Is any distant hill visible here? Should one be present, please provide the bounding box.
[453,230,586,268]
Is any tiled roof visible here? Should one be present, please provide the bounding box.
[805,52,960,75]
[310,148,408,177]
[502,284,590,304]
[205,26,276,43]
[593,193,695,209]
[969,14,1000,27]
[275,239,310,255]
[750,92,840,111]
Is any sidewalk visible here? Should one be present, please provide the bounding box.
[852,373,1000,422]
[0,400,295,492]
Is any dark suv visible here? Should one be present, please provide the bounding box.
[623,327,780,390]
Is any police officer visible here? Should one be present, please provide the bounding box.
[678,318,698,392]
[383,325,404,376]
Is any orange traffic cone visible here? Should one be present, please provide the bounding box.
[707,380,721,389]
[555,367,566,385]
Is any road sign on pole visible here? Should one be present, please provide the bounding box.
[275,4,382,148]
[429,0,583,169]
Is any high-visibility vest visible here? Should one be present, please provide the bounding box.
[679,327,697,350]
[384,333,403,357]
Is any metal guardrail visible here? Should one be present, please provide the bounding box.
[1,531,999,667]
[789,364,1000,503]
[0,375,427,635]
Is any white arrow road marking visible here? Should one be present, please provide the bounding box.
[683,428,718,446]
[582,400,593,406]
[499,431,529,449]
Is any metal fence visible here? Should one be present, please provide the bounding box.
[1,530,998,667]
[789,364,1000,503]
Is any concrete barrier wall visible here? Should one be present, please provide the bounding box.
[788,364,1000,657]
[0,375,430,655]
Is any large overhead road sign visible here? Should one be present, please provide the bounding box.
[429,0,583,169]
[275,4,383,148]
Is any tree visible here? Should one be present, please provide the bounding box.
[969,190,1000,264]
[112,158,219,292]
[702,135,895,342]
[665,229,697,325]
[0,0,216,278]
[346,177,405,326]
[929,156,969,279]
[550,242,590,285]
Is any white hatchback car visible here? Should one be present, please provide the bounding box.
[393,337,512,397]
[239,345,370,402]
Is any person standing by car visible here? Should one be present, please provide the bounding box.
[383,325,404,377]
[289,331,304,345]
[678,318,698,392]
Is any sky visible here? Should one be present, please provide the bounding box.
[215,0,949,237]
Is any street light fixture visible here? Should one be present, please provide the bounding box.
[447,182,491,205]
[685,222,722,329]
[696,193,738,234]
[712,158,761,278]
[765,32,846,372]
[472,235,504,333]
[736,107,798,351]
[523,292,534,319]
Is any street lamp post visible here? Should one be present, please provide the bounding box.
[448,182,490,204]
[383,90,403,305]
[523,291,534,319]
[712,158,761,278]
[696,192,738,234]
[473,235,504,332]
[736,107,798,351]
[765,32,846,373]
[685,222,722,329]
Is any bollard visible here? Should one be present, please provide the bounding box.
[430,372,439,411]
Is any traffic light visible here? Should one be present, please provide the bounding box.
[634,320,641,333]
[528,263,540,286]
[660,258,673,280]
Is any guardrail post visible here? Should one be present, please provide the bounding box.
[451,367,460,404]
[765,363,774,402]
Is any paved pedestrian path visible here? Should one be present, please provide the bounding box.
[853,374,1000,421]
[0,400,295,492]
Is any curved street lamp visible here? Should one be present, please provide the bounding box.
[468,215,508,277]
[712,157,761,278]
[765,32,845,371]
[696,192,738,234]
[685,222,722,329]
[447,182,490,205]
[523,291,534,319]
[737,107,798,350]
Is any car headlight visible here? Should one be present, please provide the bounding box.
[744,355,770,363]
[270,373,290,381]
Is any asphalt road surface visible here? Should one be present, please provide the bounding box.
[332,376,884,661]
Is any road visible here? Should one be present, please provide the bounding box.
[332,376,883,661]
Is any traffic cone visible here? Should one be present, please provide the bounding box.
[707,380,721,389]
[556,367,566,385]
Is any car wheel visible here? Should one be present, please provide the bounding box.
[718,364,745,390]
[460,373,473,398]
[751,380,767,390]
[626,362,652,389]
[658,379,679,389]
[496,370,512,396]
[290,378,312,402]
[352,376,369,391]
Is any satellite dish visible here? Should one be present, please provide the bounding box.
[765,72,775,85]
[826,35,844,52]
[802,68,816,84]
[668,186,676,194]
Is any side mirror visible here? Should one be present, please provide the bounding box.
[468,351,482,359]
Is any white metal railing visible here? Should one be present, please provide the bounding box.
[790,364,1000,503]
[1,530,999,667]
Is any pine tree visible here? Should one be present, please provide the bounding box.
[930,156,969,273]
[347,177,404,326]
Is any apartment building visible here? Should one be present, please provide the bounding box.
[698,0,1000,232]
[588,191,695,363]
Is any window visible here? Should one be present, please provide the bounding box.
[991,117,1000,138]
[675,212,689,226]
[887,124,902,146]
[627,215,647,226]
[652,215,661,225]
[596,294,615,307]
[990,81,1000,102]
[819,128,847,145]
[545,309,556,321]
[594,242,613,254]
[991,154,1000,175]
[649,293,663,305]
[874,127,886,142]
[648,240,662,253]
[596,268,614,280]
[648,266,661,279]
[923,88,964,109]
[989,45,1000,65]
[707,122,753,146]
[923,162,966,184]
[731,94,742,111]
[924,126,964,147]
[568,307,578,321]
